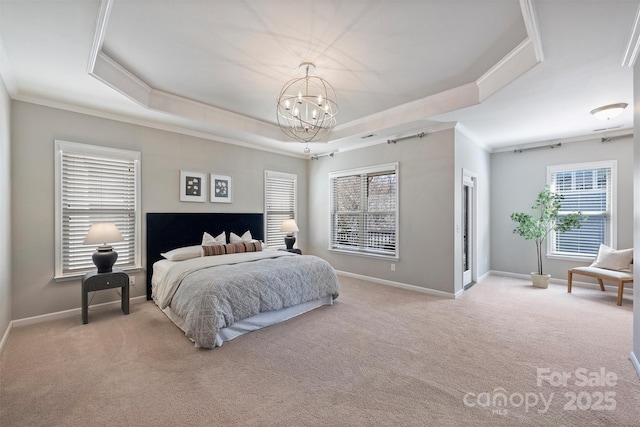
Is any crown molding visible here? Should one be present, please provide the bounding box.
[12,93,308,159]
[86,0,543,149]
[86,1,288,144]
[454,123,490,152]
[91,52,152,106]
[477,38,539,102]
[477,1,544,102]
[519,0,544,62]
[87,0,112,74]
[330,82,480,143]
[0,36,17,98]
[622,2,640,67]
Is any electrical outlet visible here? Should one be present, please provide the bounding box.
[129,276,135,285]
[391,264,396,272]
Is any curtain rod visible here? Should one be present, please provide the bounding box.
[310,152,335,160]
[387,131,427,144]
[514,142,561,153]
[514,133,632,153]
[601,133,633,143]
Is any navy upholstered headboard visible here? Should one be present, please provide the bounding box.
[146,212,264,299]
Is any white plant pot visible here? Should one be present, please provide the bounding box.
[531,273,550,288]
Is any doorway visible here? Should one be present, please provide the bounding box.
[463,172,476,290]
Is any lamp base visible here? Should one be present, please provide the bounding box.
[284,235,296,250]
[93,246,118,273]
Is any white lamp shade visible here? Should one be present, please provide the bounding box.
[83,222,124,246]
[280,219,299,233]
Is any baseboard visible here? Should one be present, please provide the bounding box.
[478,271,491,282]
[489,270,634,294]
[490,270,543,281]
[11,295,147,328]
[630,351,640,379]
[335,270,456,299]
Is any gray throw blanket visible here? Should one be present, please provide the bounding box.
[168,254,339,348]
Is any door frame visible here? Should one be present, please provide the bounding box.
[462,169,478,289]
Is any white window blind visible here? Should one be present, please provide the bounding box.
[55,141,141,278]
[264,171,297,248]
[330,163,398,258]
[548,161,616,258]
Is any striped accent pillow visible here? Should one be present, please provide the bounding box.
[203,241,262,256]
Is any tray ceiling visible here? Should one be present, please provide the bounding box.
[0,0,636,156]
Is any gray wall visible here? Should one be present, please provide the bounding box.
[0,76,11,339]
[9,95,629,325]
[491,136,634,280]
[307,127,490,295]
[10,101,308,320]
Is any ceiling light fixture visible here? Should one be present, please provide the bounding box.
[590,103,628,120]
[276,62,338,143]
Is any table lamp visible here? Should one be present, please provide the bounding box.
[280,219,299,250]
[83,222,124,273]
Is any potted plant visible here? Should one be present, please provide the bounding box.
[510,186,585,288]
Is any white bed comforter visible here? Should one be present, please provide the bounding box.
[152,251,340,348]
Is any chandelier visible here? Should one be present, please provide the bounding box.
[276,62,338,143]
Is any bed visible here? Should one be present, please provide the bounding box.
[146,213,339,348]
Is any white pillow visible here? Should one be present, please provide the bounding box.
[590,244,633,271]
[202,231,225,246]
[161,245,203,261]
[230,230,252,243]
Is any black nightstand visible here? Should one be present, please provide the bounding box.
[81,269,129,324]
[279,248,302,255]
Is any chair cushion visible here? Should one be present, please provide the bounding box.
[570,266,633,281]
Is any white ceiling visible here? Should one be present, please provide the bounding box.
[0,0,637,157]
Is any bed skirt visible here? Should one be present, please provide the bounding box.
[159,295,334,348]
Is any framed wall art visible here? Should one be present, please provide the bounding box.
[179,170,207,202]
[210,174,232,203]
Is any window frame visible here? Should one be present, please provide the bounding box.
[54,140,141,280]
[546,160,617,262]
[264,170,297,249]
[329,162,399,260]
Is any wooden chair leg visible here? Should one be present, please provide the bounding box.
[598,279,606,292]
[568,271,573,293]
[617,282,624,306]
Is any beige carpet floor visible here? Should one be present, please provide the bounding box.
[1,274,639,426]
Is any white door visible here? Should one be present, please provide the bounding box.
[463,174,476,289]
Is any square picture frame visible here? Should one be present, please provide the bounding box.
[210,174,232,203]
[179,170,207,202]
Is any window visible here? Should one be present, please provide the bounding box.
[55,141,141,278]
[264,170,297,249]
[330,163,398,258]
[547,160,616,259]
